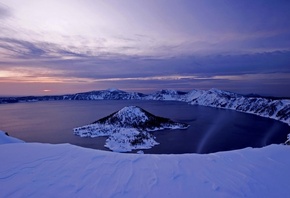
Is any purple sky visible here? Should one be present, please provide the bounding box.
[0,0,290,96]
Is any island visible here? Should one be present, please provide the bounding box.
[73,106,189,152]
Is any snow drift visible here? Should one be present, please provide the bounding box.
[0,130,24,144]
[0,141,290,198]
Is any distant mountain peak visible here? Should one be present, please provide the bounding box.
[106,88,120,92]
[160,89,178,94]
[208,88,222,93]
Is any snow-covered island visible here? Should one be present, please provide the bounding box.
[1,131,290,197]
[74,106,189,152]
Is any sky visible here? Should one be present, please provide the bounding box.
[0,0,290,96]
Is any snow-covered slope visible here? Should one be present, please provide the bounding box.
[144,89,187,101]
[141,88,290,127]
[0,89,145,104]
[72,89,145,100]
[144,88,290,126]
[0,131,24,144]
[184,88,290,126]
[104,128,159,152]
[74,106,189,152]
[1,142,290,198]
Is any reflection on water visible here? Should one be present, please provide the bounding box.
[0,100,289,154]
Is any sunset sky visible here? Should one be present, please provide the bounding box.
[0,0,290,96]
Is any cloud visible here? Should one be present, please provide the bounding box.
[1,35,290,82]
[0,3,11,19]
[0,37,46,57]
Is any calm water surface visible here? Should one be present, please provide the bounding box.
[0,100,289,154]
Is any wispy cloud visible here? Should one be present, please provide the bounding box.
[0,37,46,58]
[0,3,10,19]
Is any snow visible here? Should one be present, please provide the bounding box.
[286,134,290,144]
[73,123,162,152]
[145,89,183,101]
[114,106,149,124]
[0,141,290,197]
[104,128,159,152]
[107,88,119,92]
[184,89,290,127]
[0,130,24,144]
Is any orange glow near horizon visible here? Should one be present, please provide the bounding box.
[0,71,22,78]
[0,69,92,84]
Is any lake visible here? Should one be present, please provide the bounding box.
[0,100,289,154]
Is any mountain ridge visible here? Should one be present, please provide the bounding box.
[1,88,289,128]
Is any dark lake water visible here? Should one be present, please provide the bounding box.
[0,100,289,154]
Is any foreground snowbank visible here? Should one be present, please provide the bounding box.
[1,142,290,197]
[0,130,24,144]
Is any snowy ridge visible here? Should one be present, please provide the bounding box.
[184,89,290,126]
[1,142,290,197]
[144,88,290,126]
[72,89,145,100]
[1,88,289,126]
[74,106,189,152]
[0,89,145,104]
[144,89,187,101]
[145,88,290,127]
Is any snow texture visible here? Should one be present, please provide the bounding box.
[104,128,159,152]
[0,142,290,198]
[183,89,290,127]
[74,106,188,152]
